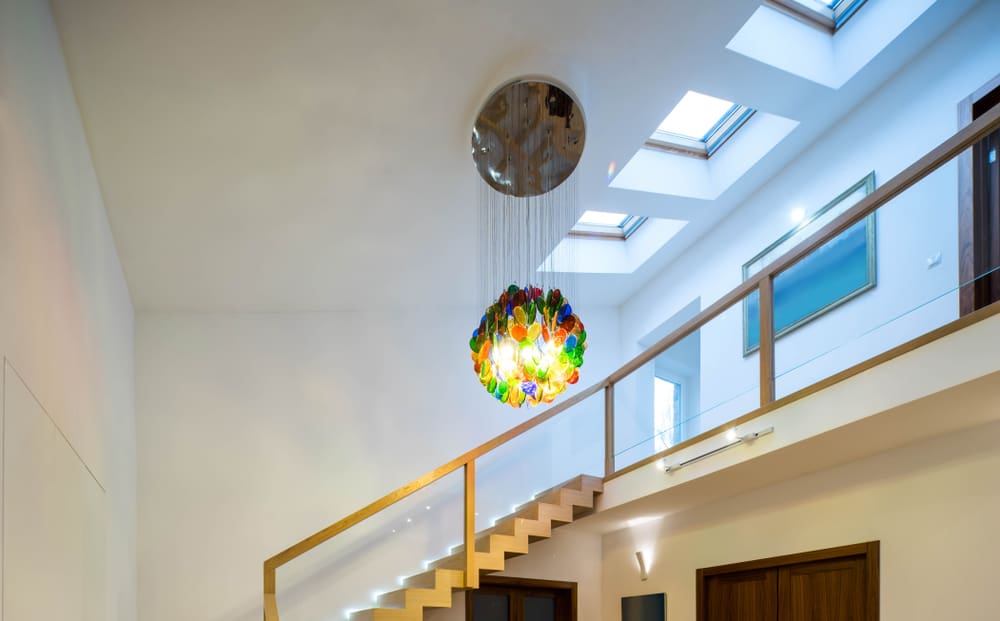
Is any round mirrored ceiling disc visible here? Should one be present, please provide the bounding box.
[472,79,585,198]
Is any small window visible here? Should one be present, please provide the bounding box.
[653,377,682,452]
[569,210,647,240]
[646,91,755,159]
[768,0,868,33]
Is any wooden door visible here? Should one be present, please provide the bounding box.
[698,542,878,621]
[703,569,777,621]
[971,122,1000,308]
[778,557,866,621]
[959,75,1000,314]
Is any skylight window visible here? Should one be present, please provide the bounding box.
[656,92,736,141]
[646,91,755,159]
[768,0,868,32]
[570,210,647,240]
[578,211,629,227]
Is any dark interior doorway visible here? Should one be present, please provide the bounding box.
[467,577,576,621]
[959,74,1000,315]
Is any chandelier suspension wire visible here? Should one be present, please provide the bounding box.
[471,78,585,408]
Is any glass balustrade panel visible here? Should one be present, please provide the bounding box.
[276,469,464,621]
[474,390,604,533]
[772,148,989,398]
[612,293,760,472]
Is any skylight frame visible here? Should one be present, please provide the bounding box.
[766,0,869,33]
[645,103,756,160]
[569,213,648,240]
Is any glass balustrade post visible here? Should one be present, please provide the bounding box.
[464,461,478,589]
[759,277,776,406]
[604,383,615,477]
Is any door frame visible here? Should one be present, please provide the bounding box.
[696,541,879,621]
[466,576,578,621]
[958,72,1000,315]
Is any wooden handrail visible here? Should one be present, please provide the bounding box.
[264,378,608,571]
[264,103,1000,621]
[607,299,1000,482]
[263,376,609,612]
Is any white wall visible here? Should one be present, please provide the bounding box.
[0,0,136,618]
[602,420,1000,621]
[617,0,1000,464]
[135,306,620,621]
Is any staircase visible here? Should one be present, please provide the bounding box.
[349,475,604,621]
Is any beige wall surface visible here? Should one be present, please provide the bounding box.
[602,421,1000,621]
[0,0,136,619]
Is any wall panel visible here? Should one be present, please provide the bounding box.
[3,364,107,621]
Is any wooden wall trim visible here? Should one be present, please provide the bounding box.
[865,541,880,621]
[698,542,874,577]
[478,576,578,591]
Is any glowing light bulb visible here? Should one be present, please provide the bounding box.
[726,427,738,442]
[790,207,806,224]
[495,340,519,377]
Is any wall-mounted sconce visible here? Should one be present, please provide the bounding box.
[635,550,649,581]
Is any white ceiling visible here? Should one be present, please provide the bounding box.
[50,0,977,311]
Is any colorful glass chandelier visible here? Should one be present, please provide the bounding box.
[470,78,587,408]
[470,286,586,408]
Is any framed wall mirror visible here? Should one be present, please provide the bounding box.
[743,172,877,355]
